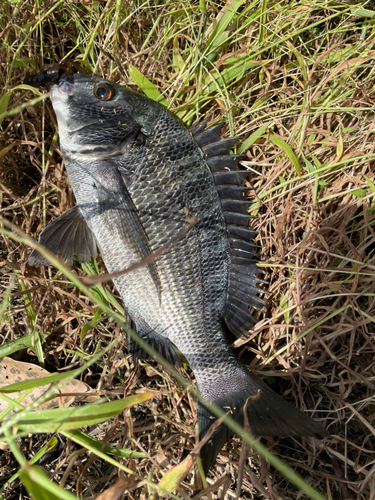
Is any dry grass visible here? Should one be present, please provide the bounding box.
[1,1,375,499]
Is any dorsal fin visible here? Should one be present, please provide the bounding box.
[203,137,240,158]
[189,117,210,136]
[221,200,250,213]
[213,171,249,185]
[194,123,225,147]
[217,186,250,201]
[190,119,264,337]
[207,155,247,172]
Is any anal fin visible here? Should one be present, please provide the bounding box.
[128,321,181,366]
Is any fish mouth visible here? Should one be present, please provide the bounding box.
[24,60,89,89]
[25,61,74,89]
[25,61,77,112]
[25,62,132,158]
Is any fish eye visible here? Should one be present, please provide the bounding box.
[94,83,114,101]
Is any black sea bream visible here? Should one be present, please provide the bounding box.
[26,64,328,472]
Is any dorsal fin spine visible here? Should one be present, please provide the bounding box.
[189,119,264,338]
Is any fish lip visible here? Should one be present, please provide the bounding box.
[51,79,75,98]
[24,62,74,89]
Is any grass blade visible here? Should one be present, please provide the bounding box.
[269,134,301,176]
[128,65,169,106]
[19,463,78,500]
[239,123,269,153]
[15,393,156,433]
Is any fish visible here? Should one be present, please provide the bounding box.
[25,63,328,473]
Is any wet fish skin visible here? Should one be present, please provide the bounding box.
[27,68,328,472]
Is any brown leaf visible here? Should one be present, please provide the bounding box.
[0,357,98,413]
[95,476,140,500]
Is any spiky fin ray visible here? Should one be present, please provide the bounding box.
[190,119,264,338]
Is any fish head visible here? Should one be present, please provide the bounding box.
[25,64,162,158]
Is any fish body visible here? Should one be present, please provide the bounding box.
[27,66,328,471]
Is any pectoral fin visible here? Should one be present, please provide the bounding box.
[96,173,162,298]
[28,205,99,266]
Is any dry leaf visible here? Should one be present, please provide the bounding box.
[95,476,140,500]
[0,357,98,413]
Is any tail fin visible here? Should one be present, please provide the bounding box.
[198,366,328,473]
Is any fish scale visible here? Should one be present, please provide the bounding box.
[26,65,328,473]
[121,109,230,358]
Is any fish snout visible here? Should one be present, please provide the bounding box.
[25,62,75,90]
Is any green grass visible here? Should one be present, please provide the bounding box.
[1,1,375,498]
